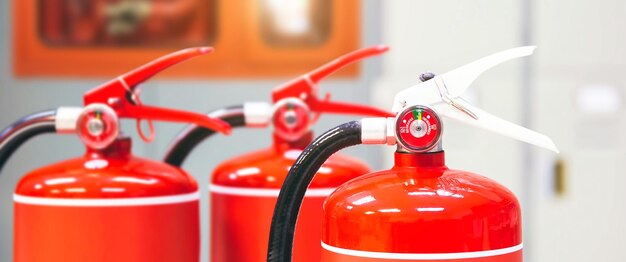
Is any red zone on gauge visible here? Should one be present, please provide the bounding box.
[396,106,442,152]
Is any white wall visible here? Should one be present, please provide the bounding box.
[530,0,626,261]
[374,0,626,261]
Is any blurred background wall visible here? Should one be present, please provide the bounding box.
[1,0,625,261]
[373,1,626,261]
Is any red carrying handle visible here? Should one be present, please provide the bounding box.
[271,45,394,118]
[83,47,231,135]
[308,45,390,83]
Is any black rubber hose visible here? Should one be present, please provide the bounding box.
[267,121,362,262]
[163,105,245,167]
[0,109,57,173]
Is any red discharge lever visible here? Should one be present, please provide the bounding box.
[83,47,231,135]
[271,45,395,118]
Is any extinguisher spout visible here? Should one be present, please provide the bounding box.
[0,109,57,173]
[267,121,363,262]
[163,105,246,167]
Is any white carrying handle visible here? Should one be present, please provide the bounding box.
[432,100,558,153]
[390,46,558,153]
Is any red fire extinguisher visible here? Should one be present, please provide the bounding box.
[163,45,394,262]
[0,47,231,262]
[267,46,559,262]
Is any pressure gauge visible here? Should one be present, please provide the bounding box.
[77,103,119,150]
[395,105,442,152]
[272,98,311,141]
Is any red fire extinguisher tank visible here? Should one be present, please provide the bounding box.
[211,47,395,262]
[163,46,393,262]
[321,151,522,262]
[1,47,232,262]
[14,138,203,262]
[322,106,522,261]
[265,47,559,262]
[211,46,392,262]
[210,134,371,262]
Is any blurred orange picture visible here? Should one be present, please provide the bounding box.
[14,0,360,77]
[39,0,216,47]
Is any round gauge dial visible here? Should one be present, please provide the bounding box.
[272,98,311,141]
[395,105,442,152]
[77,103,119,150]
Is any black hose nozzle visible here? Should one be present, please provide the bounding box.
[267,121,363,262]
[163,105,245,167]
[0,110,57,173]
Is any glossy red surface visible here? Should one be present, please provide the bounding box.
[211,192,327,262]
[15,201,199,262]
[16,138,198,198]
[212,135,370,189]
[321,249,522,262]
[13,137,201,262]
[323,151,522,253]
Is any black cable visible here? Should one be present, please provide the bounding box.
[163,105,245,167]
[0,110,57,173]
[267,121,362,262]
